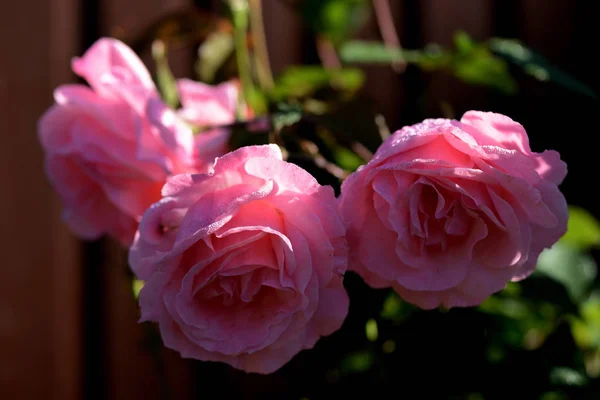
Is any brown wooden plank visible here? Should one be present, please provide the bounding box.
[420,0,495,117]
[354,0,407,132]
[98,1,197,399]
[262,0,306,75]
[0,0,82,399]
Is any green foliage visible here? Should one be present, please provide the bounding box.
[480,284,561,350]
[562,206,600,250]
[450,31,517,94]
[132,279,144,300]
[535,243,597,304]
[571,293,600,350]
[271,103,303,132]
[196,31,235,83]
[270,66,364,101]
[490,38,598,99]
[365,319,378,342]
[152,40,180,108]
[549,367,589,387]
[332,146,364,172]
[339,32,517,94]
[295,0,370,46]
[380,291,416,323]
[339,350,374,374]
[339,40,419,64]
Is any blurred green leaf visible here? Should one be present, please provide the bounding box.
[339,40,450,67]
[535,243,597,304]
[561,206,600,250]
[340,350,374,374]
[489,38,598,99]
[340,35,517,94]
[270,66,364,101]
[132,279,144,300]
[480,283,563,350]
[246,86,269,115]
[453,31,476,54]
[380,291,416,323]
[571,292,600,349]
[365,319,378,342]
[549,367,588,386]
[332,147,364,172]
[381,340,396,354]
[451,31,517,94]
[340,40,414,64]
[297,0,370,45]
[272,103,303,132]
[196,31,235,83]
[539,392,567,400]
[152,40,180,108]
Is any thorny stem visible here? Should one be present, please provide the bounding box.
[372,0,406,72]
[374,113,391,141]
[299,139,350,180]
[230,0,253,120]
[316,36,342,69]
[249,0,274,90]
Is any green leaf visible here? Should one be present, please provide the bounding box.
[270,66,364,100]
[196,31,235,83]
[539,392,567,400]
[132,279,144,300]
[272,103,303,132]
[365,319,378,342]
[339,40,447,66]
[152,40,180,108]
[340,350,374,374]
[571,292,600,349]
[453,30,476,54]
[333,147,364,172]
[245,86,269,116]
[535,243,597,303]
[340,40,408,64]
[380,291,416,323]
[489,38,598,99]
[298,0,370,45]
[561,206,600,250]
[451,32,517,94]
[340,37,517,94]
[549,367,589,386]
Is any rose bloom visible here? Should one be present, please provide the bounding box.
[340,111,568,309]
[38,38,195,245]
[129,145,349,374]
[176,79,245,171]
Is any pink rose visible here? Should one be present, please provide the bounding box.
[340,111,568,309]
[38,38,194,245]
[177,79,245,171]
[129,145,349,374]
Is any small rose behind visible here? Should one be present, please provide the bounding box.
[340,111,568,309]
[38,38,195,245]
[129,144,349,374]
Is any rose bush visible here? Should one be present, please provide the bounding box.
[129,144,349,373]
[339,111,568,309]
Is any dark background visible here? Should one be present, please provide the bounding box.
[1,0,598,399]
